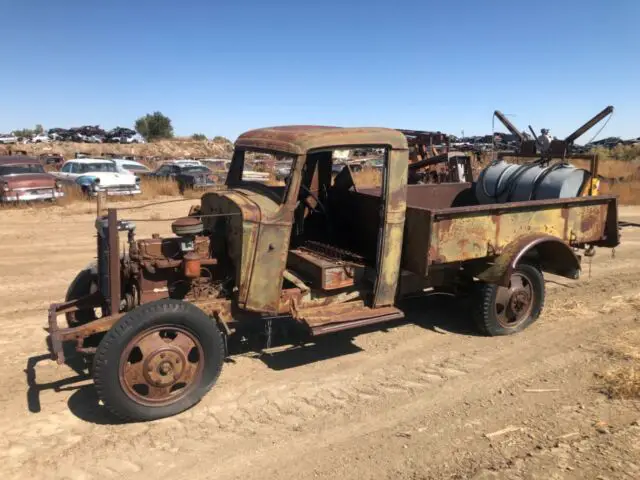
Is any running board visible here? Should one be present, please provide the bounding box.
[296,302,405,336]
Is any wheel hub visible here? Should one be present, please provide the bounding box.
[143,348,186,387]
[510,289,531,315]
[119,326,204,406]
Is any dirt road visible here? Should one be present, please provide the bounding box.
[0,201,639,480]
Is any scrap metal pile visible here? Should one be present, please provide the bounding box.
[47,126,140,143]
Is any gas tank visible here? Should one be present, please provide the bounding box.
[476,160,590,204]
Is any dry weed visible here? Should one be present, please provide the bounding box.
[600,365,640,400]
[598,327,640,400]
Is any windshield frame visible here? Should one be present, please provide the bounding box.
[226,148,298,206]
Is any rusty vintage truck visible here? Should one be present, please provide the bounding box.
[45,126,619,421]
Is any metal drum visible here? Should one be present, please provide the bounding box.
[475,161,520,204]
[533,164,590,200]
[476,161,590,204]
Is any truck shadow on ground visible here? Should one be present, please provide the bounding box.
[259,293,476,371]
[26,293,474,425]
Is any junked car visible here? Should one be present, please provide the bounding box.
[0,134,18,144]
[55,158,141,196]
[150,161,217,193]
[0,155,64,202]
[111,158,152,176]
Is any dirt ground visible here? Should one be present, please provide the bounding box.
[0,201,639,480]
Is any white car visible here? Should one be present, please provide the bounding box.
[111,158,152,175]
[31,134,51,143]
[0,134,18,144]
[56,158,141,196]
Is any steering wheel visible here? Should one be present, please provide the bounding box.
[299,184,327,216]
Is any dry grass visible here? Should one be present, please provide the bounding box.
[598,322,640,400]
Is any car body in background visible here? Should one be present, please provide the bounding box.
[150,160,217,193]
[55,158,141,196]
[198,157,271,183]
[274,159,293,181]
[40,154,65,169]
[0,134,18,144]
[111,158,152,176]
[0,156,64,202]
[30,134,51,143]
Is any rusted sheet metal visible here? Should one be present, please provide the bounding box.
[286,249,365,291]
[427,196,616,265]
[48,308,124,364]
[475,234,581,286]
[235,126,409,155]
[297,302,404,335]
[200,189,261,307]
[373,148,408,307]
[241,155,304,314]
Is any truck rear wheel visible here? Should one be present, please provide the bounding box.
[473,264,545,336]
[93,299,225,422]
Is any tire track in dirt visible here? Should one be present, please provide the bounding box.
[2,268,639,480]
[0,205,637,480]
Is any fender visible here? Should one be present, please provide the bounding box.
[475,234,581,287]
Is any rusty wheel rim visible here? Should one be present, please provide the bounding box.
[494,272,534,329]
[119,326,204,406]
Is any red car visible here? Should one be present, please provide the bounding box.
[0,155,64,202]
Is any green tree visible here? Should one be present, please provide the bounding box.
[191,133,207,141]
[34,124,44,135]
[134,112,174,141]
[212,136,232,144]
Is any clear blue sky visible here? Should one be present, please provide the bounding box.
[2,0,639,141]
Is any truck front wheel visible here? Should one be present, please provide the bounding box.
[473,264,545,336]
[93,299,225,422]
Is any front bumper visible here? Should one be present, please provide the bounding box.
[191,182,217,189]
[1,189,64,202]
[47,295,120,364]
[89,187,141,197]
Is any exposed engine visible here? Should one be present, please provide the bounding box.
[100,215,230,314]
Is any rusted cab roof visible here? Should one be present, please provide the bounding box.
[235,126,409,155]
[0,155,41,165]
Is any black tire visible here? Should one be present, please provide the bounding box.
[93,299,225,422]
[65,265,98,327]
[473,264,545,336]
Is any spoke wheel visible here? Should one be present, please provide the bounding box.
[120,326,204,406]
[473,264,545,336]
